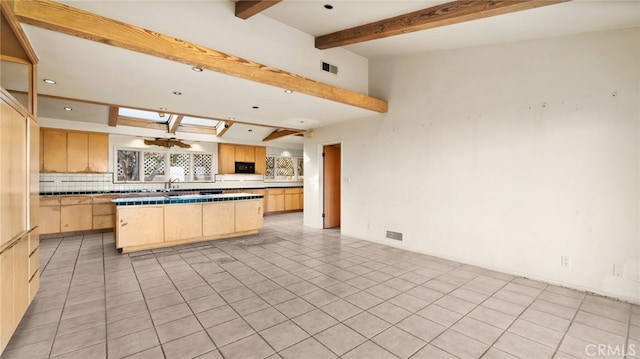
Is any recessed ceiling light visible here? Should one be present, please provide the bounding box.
[300,120,305,124]
[284,89,293,94]
[192,67,203,72]
[173,91,182,95]
[252,106,259,109]
[63,107,72,111]
[324,4,334,9]
[43,79,56,84]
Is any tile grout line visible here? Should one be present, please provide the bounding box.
[549,287,587,358]
[45,234,82,359]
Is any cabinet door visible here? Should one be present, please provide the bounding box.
[28,118,39,232]
[1,100,27,245]
[243,146,255,163]
[164,204,202,242]
[0,246,14,350]
[40,206,61,234]
[218,143,235,174]
[88,133,108,172]
[60,204,93,232]
[300,189,304,210]
[13,237,29,325]
[236,200,263,232]
[254,147,266,174]
[41,129,67,172]
[202,202,235,236]
[67,132,89,172]
[116,206,164,248]
[93,215,114,230]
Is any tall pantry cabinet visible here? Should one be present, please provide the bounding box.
[0,2,40,355]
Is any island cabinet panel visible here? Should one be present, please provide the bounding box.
[164,204,203,242]
[236,200,263,232]
[41,129,67,172]
[116,206,164,247]
[202,202,235,236]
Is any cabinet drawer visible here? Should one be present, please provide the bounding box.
[93,203,114,216]
[284,188,301,194]
[61,196,93,205]
[267,189,284,195]
[40,196,60,206]
[29,271,39,302]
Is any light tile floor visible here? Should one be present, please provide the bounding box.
[2,213,638,359]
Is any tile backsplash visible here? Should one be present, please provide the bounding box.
[40,173,301,193]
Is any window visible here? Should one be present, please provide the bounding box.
[116,148,213,182]
[265,156,303,181]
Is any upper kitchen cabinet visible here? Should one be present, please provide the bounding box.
[41,128,109,173]
[217,143,267,174]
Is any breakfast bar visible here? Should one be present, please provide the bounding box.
[112,193,264,253]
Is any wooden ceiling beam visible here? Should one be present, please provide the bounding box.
[168,114,183,134]
[117,116,166,131]
[263,129,302,142]
[216,121,233,137]
[14,0,387,113]
[235,0,282,20]
[108,106,118,127]
[177,124,217,135]
[315,0,569,49]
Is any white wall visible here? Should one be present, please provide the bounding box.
[304,27,640,303]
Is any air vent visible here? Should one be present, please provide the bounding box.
[386,230,403,241]
[321,61,338,74]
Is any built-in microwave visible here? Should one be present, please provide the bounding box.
[235,161,255,174]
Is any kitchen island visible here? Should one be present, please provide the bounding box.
[112,193,264,253]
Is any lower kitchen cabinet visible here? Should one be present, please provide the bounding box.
[40,205,61,234]
[236,200,263,232]
[115,205,164,248]
[202,202,235,236]
[164,204,202,242]
[60,196,93,232]
[0,234,33,353]
[266,189,285,213]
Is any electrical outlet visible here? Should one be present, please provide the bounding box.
[613,264,623,277]
[560,256,570,268]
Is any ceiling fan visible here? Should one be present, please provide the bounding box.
[143,137,192,149]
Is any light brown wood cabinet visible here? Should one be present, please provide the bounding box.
[60,196,93,232]
[1,13,39,355]
[284,188,302,211]
[217,143,267,174]
[218,143,236,175]
[236,200,263,232]
[202,202,235,236]
[41,129,108,173]
[266,188,285,213]
[39,197,61,235]
[115,205,164,248]
[164,204,202,242]
[92,195,117,230]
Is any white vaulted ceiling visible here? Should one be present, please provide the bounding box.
[12,0,640,144]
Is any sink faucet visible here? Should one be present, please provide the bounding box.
[165,178,179,189]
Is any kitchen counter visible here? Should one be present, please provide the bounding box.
[111,192,263,206]
[113,192,264,253]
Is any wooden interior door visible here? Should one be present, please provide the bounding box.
[323,144,341,228]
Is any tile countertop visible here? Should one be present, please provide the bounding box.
[40,186,302,196]
[111,192,264,206]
